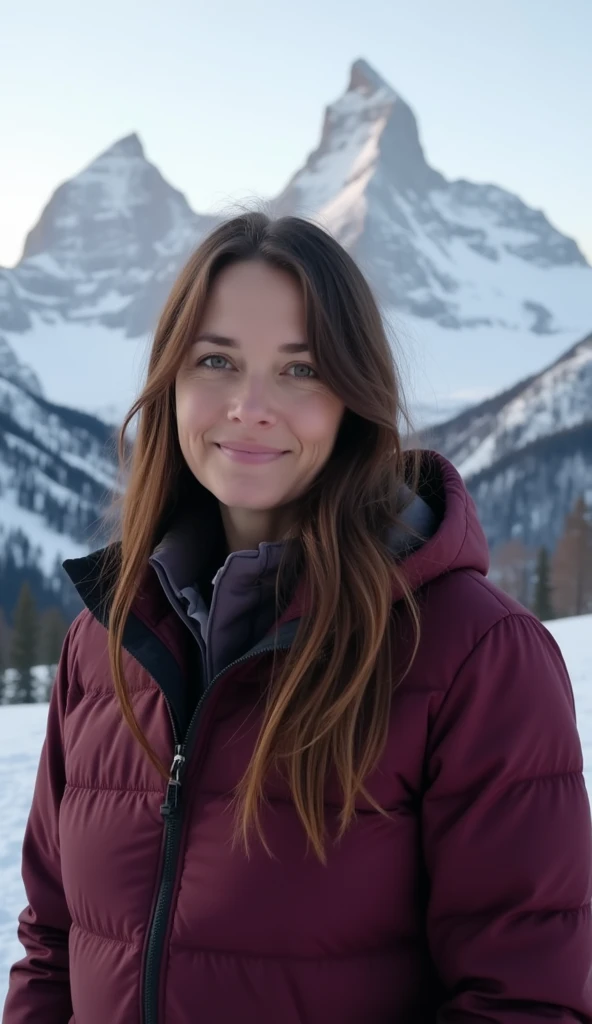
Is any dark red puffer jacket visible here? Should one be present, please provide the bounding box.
[3,455,592,1023]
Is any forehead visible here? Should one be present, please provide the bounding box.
[201,261,305,334]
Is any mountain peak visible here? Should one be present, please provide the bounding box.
[348,59,395,99]
[14,125,206,336]
[274,55,438,233]
[99,132,146,161]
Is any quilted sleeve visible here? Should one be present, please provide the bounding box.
[423,612,592,1022]
[2,621,79,1024]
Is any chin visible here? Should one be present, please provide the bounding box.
[213,485,289,512]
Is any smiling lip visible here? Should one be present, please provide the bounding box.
[215,441,288,464]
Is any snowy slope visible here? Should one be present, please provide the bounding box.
[0,336,42,397]
[0,614,590,1004]
[427,332,592,477]
[0,336,118,591]
[466,433,592,555]
[425,331,592,552]
[4,319,149,423]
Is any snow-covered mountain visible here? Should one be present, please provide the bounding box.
[1,59,591,420]
[275,59,590,334]
[0,335,118,618]
[0,135,218,420]
[425,331,592,552]
[2,134,217,337]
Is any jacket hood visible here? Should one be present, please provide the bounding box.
[398,450,490,593]
[271,450,490,623]
[147,451,480,604]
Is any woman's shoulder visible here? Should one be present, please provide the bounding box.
[422,563,531,624]
[68,605,105,647]
[55,607,110,694]
[407,567,565,698]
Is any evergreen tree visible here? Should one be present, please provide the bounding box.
[0,607,9,704]
[39,605,69,701]
[552,496,592,617]
[532,546,554,621]
[10,583,39,703]
[39,605,68,667]
[489,539,534,605]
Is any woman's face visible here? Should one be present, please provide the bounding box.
[175,260,345,515]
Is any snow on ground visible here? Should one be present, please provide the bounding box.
[0,615,590,1002]
[545,615,592,789]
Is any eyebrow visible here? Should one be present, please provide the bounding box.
[194,332,309,354]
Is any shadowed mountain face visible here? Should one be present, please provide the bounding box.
[426,332,592,552]
[0,336,118,618]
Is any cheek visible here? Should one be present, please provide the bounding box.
[176,383,219,439]
[293,394,344,450]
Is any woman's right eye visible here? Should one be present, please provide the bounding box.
[198,354,232,370]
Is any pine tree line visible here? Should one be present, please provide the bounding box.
[0,584,69,705]
[491,493,592,621]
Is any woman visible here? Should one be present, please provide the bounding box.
[3,214,591,1024]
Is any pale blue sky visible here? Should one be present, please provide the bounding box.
[1,0,590,266]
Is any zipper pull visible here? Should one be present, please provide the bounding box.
[160,745,186,818]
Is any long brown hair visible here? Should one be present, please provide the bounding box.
[109,213,421,861]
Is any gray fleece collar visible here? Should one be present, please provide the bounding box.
[150,489,436,605]
[149,490,437,683]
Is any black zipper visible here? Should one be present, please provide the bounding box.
[141,642,291,1024]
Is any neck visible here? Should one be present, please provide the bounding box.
[220,504,295,553]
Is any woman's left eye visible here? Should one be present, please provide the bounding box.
[286,363,318,379]
[199,355,232,370]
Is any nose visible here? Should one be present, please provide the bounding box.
[226,374,278,428]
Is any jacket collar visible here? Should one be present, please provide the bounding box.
[63,466,442,629]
